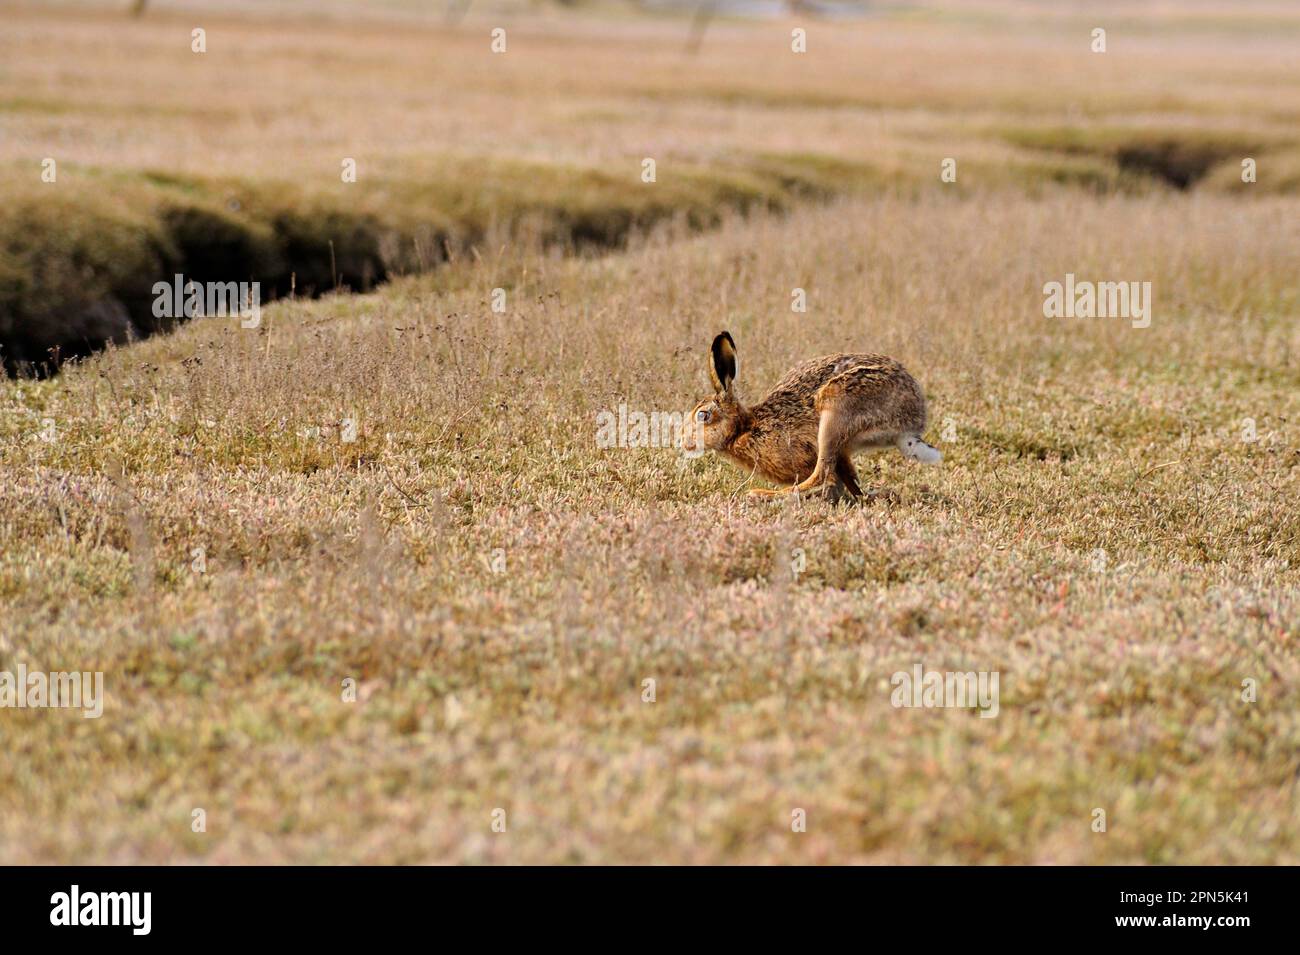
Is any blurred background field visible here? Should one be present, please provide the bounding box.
[0,1,1297,864]
[2,0,1299,368]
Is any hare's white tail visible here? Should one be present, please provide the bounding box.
[898,434,942,464]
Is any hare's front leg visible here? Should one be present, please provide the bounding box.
[747,484,845,501]
[743,412,849,499]
[747,406,862,500]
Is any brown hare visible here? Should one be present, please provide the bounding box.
[683,331,940,500]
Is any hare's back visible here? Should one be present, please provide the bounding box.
[761,353,905,405]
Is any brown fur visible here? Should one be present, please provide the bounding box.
[684,335,935,499]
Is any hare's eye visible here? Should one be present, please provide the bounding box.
[695,409,710,423]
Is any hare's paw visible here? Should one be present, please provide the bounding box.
[805,481,853,505]
[747,486,790,498]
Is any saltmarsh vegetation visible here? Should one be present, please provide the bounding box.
[3,187,1296,862]
[0,158,832,371]
[0,1,1298,862]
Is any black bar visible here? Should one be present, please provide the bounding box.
[3,867,1278,942]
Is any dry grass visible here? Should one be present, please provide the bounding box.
[2,188,1298,863]
[1,0,1298,864]
[5,1,1299,179]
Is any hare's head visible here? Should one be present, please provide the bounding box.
[683,331,745,452]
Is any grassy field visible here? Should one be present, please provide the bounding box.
[1,1,1298,863]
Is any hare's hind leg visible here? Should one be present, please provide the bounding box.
[790,407,855,495]
[835,454,862,497]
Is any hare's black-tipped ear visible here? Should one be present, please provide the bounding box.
[709,331,737,394]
